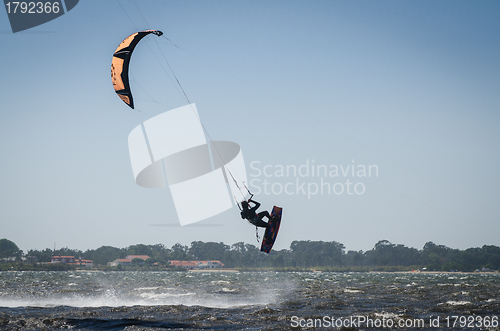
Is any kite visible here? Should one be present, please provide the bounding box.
[111,30,163,109]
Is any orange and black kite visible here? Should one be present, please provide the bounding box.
[111,30,163,109]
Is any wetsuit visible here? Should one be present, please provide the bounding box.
[240,199,271,229]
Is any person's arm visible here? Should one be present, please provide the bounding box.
[248,199,260,210]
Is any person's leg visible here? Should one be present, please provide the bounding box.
[250,217,271,229]
[257,211,271,221]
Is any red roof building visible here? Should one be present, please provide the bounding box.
[51,256,93,267]
[108,255,150,267]
[126,255,150,260]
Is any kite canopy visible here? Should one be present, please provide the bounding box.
[111,30,163,109]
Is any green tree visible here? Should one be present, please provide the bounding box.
[170,243,191,260]
[27,248,53,262]
[189,241,229,261]
[345,250,364,266]
[482,245,500,269]
[290,240,345,267]
[0,239,22,259]
[84,246,123,266]
[127,244,152,256]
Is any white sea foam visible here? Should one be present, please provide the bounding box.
[221,287,237,293]
[374,312,401,319]
[0,271,292,309]
[134,286,161,291]
[139,291,196,299]
[444,300,471,306]
[0,292,272,309]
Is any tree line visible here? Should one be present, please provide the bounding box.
[1,238,499,272]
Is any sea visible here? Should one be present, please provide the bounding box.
[0,270,498,330]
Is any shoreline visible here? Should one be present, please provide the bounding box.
[188,268,239,272]
[370,270,499,274]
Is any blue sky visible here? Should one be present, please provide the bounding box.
[1,0,499,253]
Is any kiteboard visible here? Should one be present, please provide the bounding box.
[260,206,282,254]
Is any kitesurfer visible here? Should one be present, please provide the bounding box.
[240,199,271,229]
